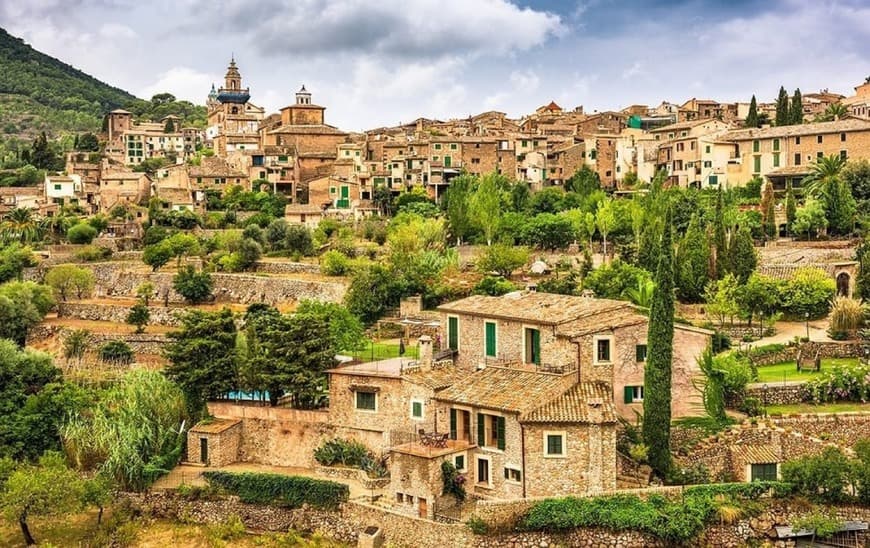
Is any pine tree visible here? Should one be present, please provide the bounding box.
[712,187,727,278]
[785,182,797,235]
[676,214,710,302]
[827,178,857,236]
[729,225,757,283]
[745,95,759,128]
[30,131,56,170]
[760,182,777,240]
[775,86,790,126]
[790,88,803,124]
[643,210,675,476]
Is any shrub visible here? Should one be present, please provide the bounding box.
[828,296,866,338]
[203,471,348,509]
[74,245,112,262]
[98,340,134,365]
[476,244,529,277]
[467,516,489,535]
[713,353,754,400]
[313,438,370,467]
[781,447,852,503]
[780,268,836,319]
[172,265,213,304]
[473,276,516,296]
[320,250,352,276]
[67,222,98,244]
[441,461,466,501]
[803,362,870,403]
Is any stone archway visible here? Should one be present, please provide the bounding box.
[837,272,851,297]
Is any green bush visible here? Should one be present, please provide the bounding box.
[473,276,516,296]
[67,222,98,244]
[98,340,134,364]
[781,447,852,503]
[320,250,352,276]
[313,438,370,467]
[74,245,112,262]
[203,471,348,509]
[804,362,870,403]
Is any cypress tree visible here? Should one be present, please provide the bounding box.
[636,221,661,274]
[775,86,790,126]
[760,182,777,240]
[712,187,727,278]
[745,95,759,128]
[643,209,675,476]
[790,88,803,124]
[729,226,757,283]
[676,214,710,302]
[785,182,797,235]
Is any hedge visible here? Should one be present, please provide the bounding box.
[202,471,349,509]
[520,482,792,543]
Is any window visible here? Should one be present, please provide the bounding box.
[751,463,778,482]
[772,138,780,152]
[53,184,62,190]
[484,321,497,358]
[447,316,459,350]
[795,136,801,145]
[355,391,377,411]
[636,344,648,362]
[434,143,442,150]
[623,385,644,403]
[705,145,711,153]
[690,141,696,150]
[594,336,612,364]
[709,175,719,185]
[524,327,541,365]
[476,456,491,485]
[544,431,566,457]
[703,160,712,168]
[773,153,780,167]
[590,149,597,160]
[817,135,823,144]
[450,143,457,150]
[794,153,801,166]
[752,140,759,153]
[817,151,824,159]
[681,131,688,137]
[840,150,847,160]
[329,186,336,194]
[454,454,466,472]
[841,132,846,142]
[504,467,522,483]
[753,155,761,174]
[477,413,505,450]
[521,140,528,147]
[410,399,424,420]
[471,158,480,164]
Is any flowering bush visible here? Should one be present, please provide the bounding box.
[804,363,870,403]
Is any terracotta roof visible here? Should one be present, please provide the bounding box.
[402,367,472,391]
[434,366,567,414]
[285,203,324,214]
[765,166,812,177]
[189,157,247,178]
[157,188,193,204]
[190,418,241,434]
[649,118,727,133]
[102,172,147,180]
[521,382,616,424]
[729,444,781,464]
[557,309,648,338]
[267,124,348,136]
[757,264,841,280]
[437,292,632,327]
[721,118,870,141]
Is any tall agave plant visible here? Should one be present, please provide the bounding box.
[828,296,866,339]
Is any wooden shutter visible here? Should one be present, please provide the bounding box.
[485,322,496,357]
[449,409,457,440]
[477,413,485,446]
[624,386,634,404]
[448,317,458,350]
[496,416,506,450]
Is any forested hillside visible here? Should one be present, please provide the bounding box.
[0,27,135,137]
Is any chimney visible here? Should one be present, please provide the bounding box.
[418,335,433,370]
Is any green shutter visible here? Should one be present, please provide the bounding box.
[531,329,541,365]
[450,409,457,440]
[448,317,458,350]
[477,413,485,446]
[496,417,506,451]
[412,401,422,417]
[636,344,647,362]
[485,322,496,357]
[624,386,634,404]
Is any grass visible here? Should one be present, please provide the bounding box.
[766,401,870,415]
[755,357,860,383]
[348,340,420,361]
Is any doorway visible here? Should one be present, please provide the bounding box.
[837,272,851,297]
[200,437,209,465]
[418,497,427,518]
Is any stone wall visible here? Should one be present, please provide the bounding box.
[252,261,322,275]
[522,423,617,496]
[207,402,334,468]
[123,490,870,548]
[25,262,347,306]
[728,383,807,408]
[26,324,169,356]
[744,341,863,367]
[57,302,185,326]
[768,412,870,448]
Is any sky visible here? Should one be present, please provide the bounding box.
[1,0,869,131]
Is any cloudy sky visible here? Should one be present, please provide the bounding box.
[1,0,868,131]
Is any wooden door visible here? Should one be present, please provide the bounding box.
[200,437,209,465]
[418,497,427,518]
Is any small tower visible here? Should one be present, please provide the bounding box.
[296,85,312,105]
[207,83,218,109]
[224,57,242,91]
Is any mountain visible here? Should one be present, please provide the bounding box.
[0,27,136,138]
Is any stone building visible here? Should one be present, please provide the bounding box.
[187,418,242,467]
[207,58,265,157]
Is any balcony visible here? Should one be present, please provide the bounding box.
[389,430,474,458]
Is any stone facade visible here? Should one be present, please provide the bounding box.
[186,419,242,467]
[57,302,184,326]
[522,423,616,497]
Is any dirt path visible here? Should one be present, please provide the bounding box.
[737,319,833,350]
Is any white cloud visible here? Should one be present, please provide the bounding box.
[621,61,643,80]
[99,22,137,40]
[139,67,215,103]
[509,70,540,92]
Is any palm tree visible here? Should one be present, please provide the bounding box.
[802,154,846,199]
[816,102,848,122]
[41,211,76,242]
[0,207,44,245]
[623,278,656,310]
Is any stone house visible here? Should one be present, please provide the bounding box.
[98,171,151,213]
[436,291,711,420]
[187,418,242,467]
